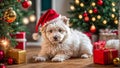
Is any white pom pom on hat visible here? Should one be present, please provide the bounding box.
[32,9,60,40]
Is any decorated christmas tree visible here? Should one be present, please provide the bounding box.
[0,0,33,47]
[68,0,119,34]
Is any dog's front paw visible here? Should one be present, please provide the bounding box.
[51,57,65,62]
[34,56,47,62]
[81,54,89,59]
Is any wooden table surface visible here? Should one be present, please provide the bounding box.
[6,46,119,68]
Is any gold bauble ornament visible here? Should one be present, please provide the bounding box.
[112,8,116,12]
[70,5,75,10]
[113,58,120,65]
[75,0,79,5]
[103,20,107,24]
[92,17,96,22]
[89,10,93,14]
[112,2,115,6]
[111,14,115,18]
[90,24,96,33]
[78,14,82,19]
[114,20,118,24]
[97,15,101,19]
[80,3,84,7]
[3,7,17,23]
[91,2,96,7]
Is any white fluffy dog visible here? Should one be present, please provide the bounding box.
[34,16,93,62]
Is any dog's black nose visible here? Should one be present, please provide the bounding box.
[53,36,58,41]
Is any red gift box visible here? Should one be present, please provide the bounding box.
[93,48,118,64]
[11,32,26,50]
[93,41,106,50]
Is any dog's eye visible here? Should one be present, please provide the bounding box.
[49,30,52,33]
[59,29,62,32]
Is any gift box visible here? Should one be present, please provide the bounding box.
[99,29,118,41]
[93,41,106,50]
[7,49,26,64]
[99,33,118,41]
[11,32,26,50]
[93,48,118,64]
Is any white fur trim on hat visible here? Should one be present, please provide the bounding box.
[32,33,40,40]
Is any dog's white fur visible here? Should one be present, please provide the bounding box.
[35,16,93,62]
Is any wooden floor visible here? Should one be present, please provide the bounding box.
[7,46,119,68]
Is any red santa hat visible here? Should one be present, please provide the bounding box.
[33,9,60,40]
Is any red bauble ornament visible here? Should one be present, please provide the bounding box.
[0,64,6,68]
[84,16,89,22]
[83,12,88,17]
[90,24,96,33]
[97,0,103,6]
[0,50,4,62]
[22,0,31,8]
[28,0,32,6]
[7,58,14,65]
[93,8,98,14]
[17,0,21,2]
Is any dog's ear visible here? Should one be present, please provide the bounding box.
[61,16,69,26]
[40,23,48,33]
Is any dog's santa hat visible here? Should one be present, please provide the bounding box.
[32,9,60,40]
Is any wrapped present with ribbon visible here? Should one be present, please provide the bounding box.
[93,48,118,64]
[6,48,26,64]
[93,41,106,50]
[10,32,26,50]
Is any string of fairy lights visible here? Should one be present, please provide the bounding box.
[69,0,119,33]
[70,0,118,24]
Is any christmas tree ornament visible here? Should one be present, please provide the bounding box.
[3,7,17,23]
[22,17,29,25]
[112,2,115,6]
[91,2,96,7]
[114,20,118,24]
[0,37,10,55]
[97,15,101,19]
[75,0,79,5]
[90,24,96,33]
[78,14,82,19]
[92,17,96,22]
[0,50,4,62]
[113,57,120,65]
[70,5,75,10]
[17,0,21,2]
[83,11,88,17]
[84,16,89,22]
[28,0,32,6]
[93,8,98,14]
[111,14,115,18]
[97,0,103,6]
[29,14,36,22]
[22,0,31,8]
[112,8,116,12]
[0,64,6,68]
[88,10,93,14]
[80,3,84,7]
[103,20,107,24]
[7,57,14,65]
